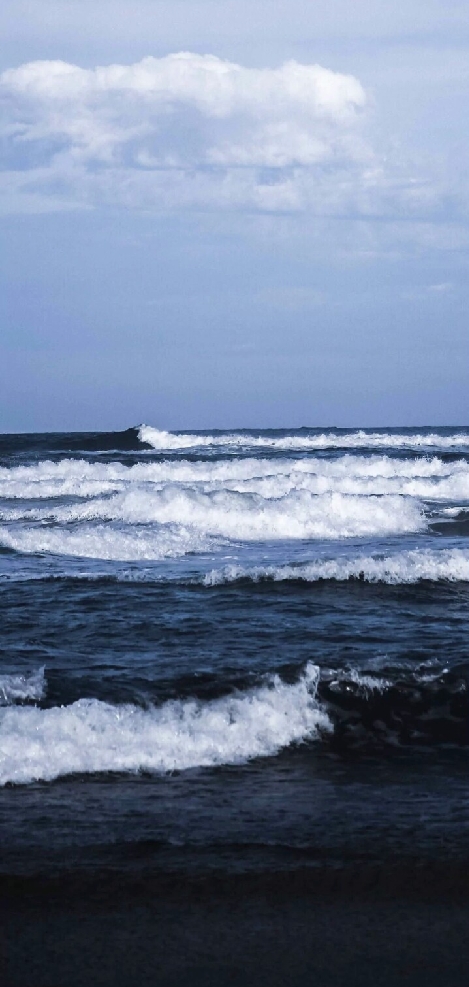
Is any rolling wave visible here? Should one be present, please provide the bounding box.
[2,546,469,582]
[0,489,423,560]
[204,548,469,585]
[0,523,214,561]
[0,428,142,458]
[1,660,466,785]
[2,453,469,501]
[1,429,468,561]
[322,664,468,751]
[0,663,329,785]
[3,426,469,460]
[139,425,469,452]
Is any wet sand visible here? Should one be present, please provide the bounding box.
[2,862,468,987]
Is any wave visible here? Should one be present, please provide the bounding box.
[0,523,213,561]
[0,663,330,786]
[204,548,469,586]
[0,668,45,706]
[1,660,466,784]
[2,427,469,459]
[0,428,143,458]
[0,491,423,560]
[2,546,469,583]
[139,425,469,452]
[2,454,469,502]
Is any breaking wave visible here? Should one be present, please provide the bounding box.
[204,548,469,586]
[0,523,213,561]
[139,425,469,452]
[0,489,424,559]
[2,454,469,501]
[1,660,466,785]
[0,663,330,786]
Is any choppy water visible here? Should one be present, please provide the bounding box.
[0,425,468,877]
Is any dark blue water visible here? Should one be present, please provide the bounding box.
[1,426,468,881]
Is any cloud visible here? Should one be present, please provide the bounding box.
[2,49,464,236]
[0,52,375,213]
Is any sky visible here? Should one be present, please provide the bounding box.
[1,0,468,431]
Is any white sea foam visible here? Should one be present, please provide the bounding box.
[204,548,469,585]
[0,489,423,558]
[3,448,469,561]
[0,668,45,706]
[2,454,469,503]
[139,426,214,450]
[3,547,468,583]
[0,524,213,561]
[0,663,330,785]
[139,425,469,452]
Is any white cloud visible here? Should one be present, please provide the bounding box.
[0,52,374,213]
[2,49,463,235]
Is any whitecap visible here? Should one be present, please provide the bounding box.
[0,489,423,560]
[203,547,469,586]
[0,523,213,561]
[0,663,330,785]
[2,454,469,503]
[139,425,469,452]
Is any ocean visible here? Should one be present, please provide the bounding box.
[1,425,468,986]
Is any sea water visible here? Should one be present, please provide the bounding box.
[0,425,468,877]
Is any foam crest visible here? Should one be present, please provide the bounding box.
[0,668,45,706]
[0,524,212,561]
[2,455,469,503]
[204,548,469,585]
[0,663,330,785]
[225,471,469,501]
[0,489,424,551]
[139,425,469,452]
[139,426,214,450]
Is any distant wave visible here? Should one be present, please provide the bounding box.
[3,426,469,460]
[0,427,143,458]
[2,431,469,562]
[0,663,329,785]
[139,424,469,452]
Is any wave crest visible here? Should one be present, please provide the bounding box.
[204,548,469,586]
[3,453,469,502]
[139,425,469,452]
[0,663,329,785]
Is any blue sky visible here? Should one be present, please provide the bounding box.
[1,0,468,430]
